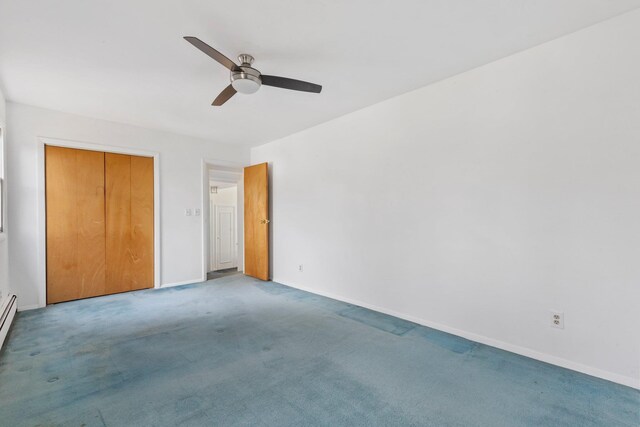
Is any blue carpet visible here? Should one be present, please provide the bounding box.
[0,275,638,426]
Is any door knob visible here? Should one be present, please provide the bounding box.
[260,219,270,224]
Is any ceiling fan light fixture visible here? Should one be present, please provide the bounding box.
[231,74,261,94]
[231,56,261,94]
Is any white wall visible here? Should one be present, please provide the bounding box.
[252,10,640,388]
[0,89,5,121]
[0,87,10,308]
[211,185,238,207]
[6,103,249,309]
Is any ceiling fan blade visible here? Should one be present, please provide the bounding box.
[212,85,237,106]
[184,36,240,72]
[261,75,322,93]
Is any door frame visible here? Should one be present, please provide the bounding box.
[36,137,161,309]
[201,159,245,281]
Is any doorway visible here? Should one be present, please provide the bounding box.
[202,161,269,283]
[204,162,244,282]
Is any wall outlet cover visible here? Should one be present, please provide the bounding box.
[550,311,564,329]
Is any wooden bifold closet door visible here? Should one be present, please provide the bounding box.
[46,146,106,303]
[46,146,154,304]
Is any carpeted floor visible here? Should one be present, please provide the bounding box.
[0,275,638,426]
[206,268,241,281]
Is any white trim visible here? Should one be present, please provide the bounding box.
[0,125,6,240]
[160,278,203,288]
[276,278,640,390]
[209,197,215,271]
[37,136,162,308]
[17,304,41,312]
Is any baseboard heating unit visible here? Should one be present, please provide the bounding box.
[0,294,17,350]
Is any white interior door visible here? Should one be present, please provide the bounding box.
[215,205,237,270]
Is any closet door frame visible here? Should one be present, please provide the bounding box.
[36,137,160,309]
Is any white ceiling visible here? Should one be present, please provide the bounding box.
[1,1,639,147]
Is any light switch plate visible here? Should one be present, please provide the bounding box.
[185,209,192,216]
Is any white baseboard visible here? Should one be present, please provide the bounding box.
[17,304,42,311]
[276,279,639,390]
[17,278,208,309]
[160,278,204,288]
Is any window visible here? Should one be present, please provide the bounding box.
[0,177,3,233]
[0,128,4,233]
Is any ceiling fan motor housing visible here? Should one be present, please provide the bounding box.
[231,54,261,94]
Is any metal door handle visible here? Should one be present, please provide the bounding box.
[260,219,270,224]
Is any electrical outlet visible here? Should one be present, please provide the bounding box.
[298,264,303,272]
[185,209,192,216]
[194,208,201,216]
[550,311,564,329]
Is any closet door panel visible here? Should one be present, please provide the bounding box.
[105,153,133,293]
[46,146,106,303]
[105,153,154,293]
[75,149,108,298]
[130,155,154,289]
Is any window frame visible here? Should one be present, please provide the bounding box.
[0,126,5,236]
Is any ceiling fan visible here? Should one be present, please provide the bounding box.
[184,36,322,106]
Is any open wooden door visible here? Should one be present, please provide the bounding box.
[244,163,269,280]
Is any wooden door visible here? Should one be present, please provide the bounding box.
[105,153,154,293]
[46,147,154,303]
[244,163,269,280]
[215,205,237,271]
[130,155,155,289]
[46,146,106,303]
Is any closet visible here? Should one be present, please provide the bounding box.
[45,146,154,304]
